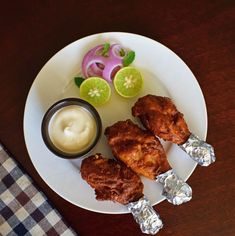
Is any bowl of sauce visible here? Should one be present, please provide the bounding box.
[41,98,102,159]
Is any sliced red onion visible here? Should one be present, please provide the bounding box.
[111,65,122,79]
[110,44,127,59]
[81,43,127,82]
[82,45,104,77]
[89,63,104,77]
[83,57,107,77]
[102,59,123,83]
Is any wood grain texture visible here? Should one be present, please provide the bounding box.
[0,1,234,235]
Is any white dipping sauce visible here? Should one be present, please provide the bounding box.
[49,105,97,154]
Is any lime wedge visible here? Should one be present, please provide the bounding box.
[114,67,143,98]
[80,77,111,106]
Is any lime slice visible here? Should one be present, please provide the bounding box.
[114,67,143,98]
[80,77,111,106]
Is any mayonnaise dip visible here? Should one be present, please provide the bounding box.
[48,105,97,154]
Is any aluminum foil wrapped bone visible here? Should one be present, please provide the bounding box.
[157,169,192,205]
[180,133,216,166]
[126,196,163,235]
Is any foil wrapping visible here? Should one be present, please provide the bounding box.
[157,169,192,205]
[180,133,216,166]
[126,196,163,235]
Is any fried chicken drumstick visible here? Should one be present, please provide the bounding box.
[132,95,191,145]
[105,119,193,206]
[104,119,171,180]
[81,154,164,234]
[81,154,143,205]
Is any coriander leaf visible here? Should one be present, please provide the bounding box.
[123,51,135,67]
[101,43,110,56]
[119,48,126,57]
[74,76,85,87]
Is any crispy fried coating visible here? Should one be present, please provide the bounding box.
[81,154,143,205]
[132,95,190,144]
[104,120,171,180]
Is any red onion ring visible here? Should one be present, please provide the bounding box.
[89,63,104,77]
[102,59,123,83]
[110,44,127,59]
[81,43,126,82]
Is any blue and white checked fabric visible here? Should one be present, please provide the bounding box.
[0,145,77,236]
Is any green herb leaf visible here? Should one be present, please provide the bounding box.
[74,76,85,87]
[101,43,110,56]
[123,51,135,67]
[119,48,126,57]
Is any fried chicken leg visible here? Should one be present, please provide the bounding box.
[132,95,190,144]
[104,119,171,180]
[81,154,143,205]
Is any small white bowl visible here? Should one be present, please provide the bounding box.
[41,98,102,159]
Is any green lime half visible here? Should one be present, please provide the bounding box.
[80,77,111,106]
[114,67,143,98]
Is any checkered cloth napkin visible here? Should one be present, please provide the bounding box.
[0,145,77,236]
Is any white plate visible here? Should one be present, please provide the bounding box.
[24,32,207,214]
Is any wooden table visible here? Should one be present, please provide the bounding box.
[1,1,234,235]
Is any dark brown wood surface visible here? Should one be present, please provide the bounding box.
[0,1,234,235]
